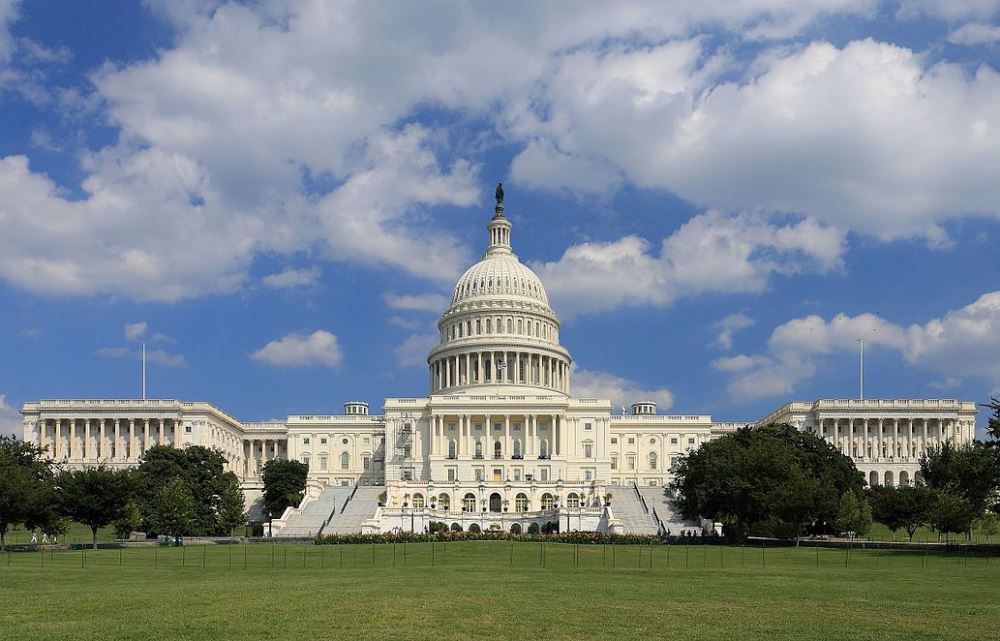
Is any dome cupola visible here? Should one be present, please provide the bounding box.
[427,184,572,396]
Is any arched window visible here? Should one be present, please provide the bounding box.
[539,439,549,459]
[412,493,425,508]
[899,471,910,486]
[507,318,513,333]
[486,319,492,333]
[475,441,483,458]
[515,493,528,512]
[448,440,457,458]
[648,452,657,470]
[463,493,477,512]
[566,492,580,508]
[513,440,522,458]
[340,452,350,469]
[885,471,894,486]
[517,319,523,334]
[437,493,450,511]
[869,470,878,486]
[494,440,502,459]
[541,493,554,510]
[476,319,481,334]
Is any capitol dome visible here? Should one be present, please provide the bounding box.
[427,186,572,396]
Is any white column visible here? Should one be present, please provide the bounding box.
[84,419,92,460]
[69,419,78,460]
[504,414,511,458]
[143,419,150,455]
[877,419,884,460]
[922,419,929,457]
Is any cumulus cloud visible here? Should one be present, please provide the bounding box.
[534,210,844,316]
[262,266,321,289]
[947,22,1000,44]
[383,292,448,313]
[717,290,1000,399]
[0,394,21,439]
[251,330,342,368]
[711,312,755,349]
[124,321,147,341]
[393,332,438,368]
[571,366,674,410]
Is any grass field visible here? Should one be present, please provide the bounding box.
[0,541,996,641]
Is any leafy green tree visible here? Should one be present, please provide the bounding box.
[0,436,57,550]
[983,397,1000,443]
[113,499,143,541]
[920,441,1000,536]
[147,477,197,539]
[873,484,936,541]
[978,512,999,541]
[928,491,976,542]
[217,472,247,536]
[835,489,873,539]
[261,459,309,527]
[671,424,863,540]
[56,466,133,549]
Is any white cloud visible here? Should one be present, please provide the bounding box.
[251,330,342,368]
[947,22,1000,44]
[0,394,21,439]
[571,366,673,410]
[512,37,1000,244]
[509,139,621,196]
[393,332,437,368]
[382,292,448,313]
[124,321,147,341]
[719,290,1000,399]
[897,1,1000,22]
[96,345,187,367]
[262,266,321,289]
[0,0,19,65]
[711,312,755,349]
[534,210,844,316]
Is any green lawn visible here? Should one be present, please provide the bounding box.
[0,541,996,641]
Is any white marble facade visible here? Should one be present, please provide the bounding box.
[19,198,977,532]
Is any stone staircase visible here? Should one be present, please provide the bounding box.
[323,486,383,535]
[636,486,703,536]
[274,486,354,538]
[607,484,659,535]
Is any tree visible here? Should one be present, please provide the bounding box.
[56,467,133,549]
[671,424,864,541]
[262,459,308,528]
[217,472,247,536]
[113,499,143,541]
[873,484,936,541]
[0,436,57,551]
[928,491,976,542]
[134,445,238,535]
[147,477,196,539]
[835,489,873,539]
[920,442,1000,536]
[983,397,1000,443]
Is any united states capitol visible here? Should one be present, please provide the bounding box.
[19,188,978,537]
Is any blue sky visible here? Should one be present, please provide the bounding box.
[2,1,1000,437]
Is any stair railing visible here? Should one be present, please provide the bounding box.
[342,484,359,514]
[633,482,649,514]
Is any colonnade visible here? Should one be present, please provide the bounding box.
[244,438,284,479]
[819,417,960,461]
[428,414,561,459]
[429,350,569,393]
[36,417,183,462]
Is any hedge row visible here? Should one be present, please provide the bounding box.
[314,530,664,545]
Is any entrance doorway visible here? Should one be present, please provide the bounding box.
[489,492,502,512]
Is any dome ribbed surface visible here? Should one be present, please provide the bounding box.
[451,254,549,306]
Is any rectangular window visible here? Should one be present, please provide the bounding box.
[610,437,618,444]
[670,437,678,445]
[584,444,593,458]
[475,423,483,431]
[363,456,370,470]
[303,437,311,445]
[403,445,411,458]
[585,470,593,481]
[493,468,502,482]
[475,468,484,481]
[513,468,522,481]
[320,437,327,445]
[402,469,412,481]
[627,456,636,470]
[688,438,695,445]
[627,437,635,444]
[319,456,328,471]
[494,423,501,432]
[611,457,618,470]
[585,422,592,431]
[447,468,456,481]
[540,468,549,481]
[185,426,192,434]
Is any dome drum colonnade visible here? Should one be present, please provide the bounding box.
[427,197,571,395]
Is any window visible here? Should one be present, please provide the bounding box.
[475,468,484,481]
[438,493,451,510]
[303,437,311,445]
[447,468,456,481]
[648,452,657,470]
[402,469,412,481]
[513,440,522,458]
[463,493,477,512]
[412,493,425,508]
[185,426,192,434]
[340,452,350,469]
[670,437,678,445]
[513,468,521,481]
[628,437,635,445]
[585,470,593,481]
[585,422,592,431]
[566,493,580,508]
[448,440,457,458]
[541,493,554,510]
[539,439,549,459]
[515,493,528,512]
[627,456,636,470]
[474,442,483,458]
[688,438,695,445]
[611,437,618,444]
[403,445,411,458]
[494,441,502,459]
[611,456,618,470]
[584,443,593,458]
[540,468,549,481]
[363,456,370,470]
[320,438,327,445]
[319,455,328,471]
[302,454,310,468]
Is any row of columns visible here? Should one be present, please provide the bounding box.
[428,414,561,459]
[430,350,569,393]
[244,439,283,479]
[820,417,960,460]
[37,417,182,462]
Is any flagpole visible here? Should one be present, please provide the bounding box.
[142,342,147,400]
[857,338,864,401]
